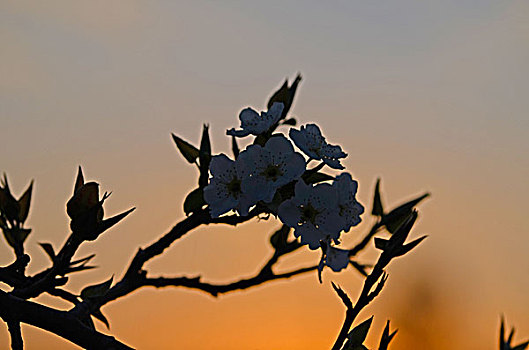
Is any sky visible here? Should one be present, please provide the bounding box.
[1,1,528,349]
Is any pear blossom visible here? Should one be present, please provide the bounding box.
[203,154,255,217]
[237,135,305,203]
[333,173,364,232]
[289,123,347,169]
[227,102,284,137]
[278,180,345,249]
[317,240,350,282]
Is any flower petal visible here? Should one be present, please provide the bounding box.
[278,199,302,228]
[267,102,284,124]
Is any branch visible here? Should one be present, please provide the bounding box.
[7,320,22,350]
[125,207,263,278]
[47,288,80,305]
[0,290,132,350]
[331,256,389,350]
[332,212,423,350]
[68,207,265,319]
[12,234,84,299]
[143,265,318,297]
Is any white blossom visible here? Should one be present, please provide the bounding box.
[333,173,364,232]
[203,154,255,217]
[278,180,345,250]
[289,123,347,169]
[237,135,306,203]
[227,102,284,137]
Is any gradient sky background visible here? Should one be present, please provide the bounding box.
[1,1,528,349]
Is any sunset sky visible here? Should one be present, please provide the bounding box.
[1,1,528,349]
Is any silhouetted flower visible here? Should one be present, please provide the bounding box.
[227,102,284,137]
[289,123,346,169]
[278,180,345,249]
[203,154,255,217]
[238,135,305,203]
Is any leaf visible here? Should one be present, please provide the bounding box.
[96,207,136,238]
[281,117,297,126]
[171,133,200,164]
[389,211,418,249]
[80,276,113,300]
[1,173,11,193]
[347,316,374,347]
[0,184,20,223]
[382,193,429,233]
[70,254,96,267]
[302,172,334,184]
[372,178,383,216]
[74,166,84,195]
[17,180,33,223]
[378,320,398,350]
[231,135,240,159]
[270,225,290,250]
[39,242,56,261]
[500,316,529,350]
[198,124,212,188]
[331,282,353,310]
[92,309,110,329]
[1,227,31,248]
[267,73,302,120]
[2,229,16,248]
[183,187,205,216]
[394,235,427,257]
[374,238,389,251]
[14,227,31,245]
[512,342,529,350]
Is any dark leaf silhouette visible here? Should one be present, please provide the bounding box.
[17,180,33,223]
[372,178,383,216]
[270,225,290,250]
[378,320,398,350]
[80,276,113,300]
[332,282,353,310]
[184,187,205,216]
[302,171,334,184]
[394,235,427,257]
[281,117,297,126]
[0,175,20,224]
[171,133,200,164]
[92,309,110,329]
[231,135,240,159]
[70,254,96,267]
[346,316,373,347]
[267,73,302,120]
[96,207,136,238]
[381,193,429,233]
[500,316,529,350]
[74,166,84,195]
[38,242,56,261]
[198,124,211,188]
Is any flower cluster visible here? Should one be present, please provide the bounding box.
[277,174,363,250]
[203,100,364,277]
[204,135,306,217]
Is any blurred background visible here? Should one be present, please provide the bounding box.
[1,1,528,349]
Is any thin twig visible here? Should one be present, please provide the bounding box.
[7,320,22,350]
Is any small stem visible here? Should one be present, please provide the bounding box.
[7,320,23,350]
